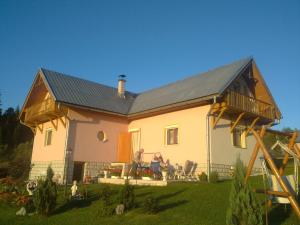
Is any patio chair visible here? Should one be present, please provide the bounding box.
[174,164,184,180]
[185,162,197,180]
[150,161,161,179]
[182,160,195,180]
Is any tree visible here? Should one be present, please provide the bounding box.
[226,157,263,225]
[34,166,57,216]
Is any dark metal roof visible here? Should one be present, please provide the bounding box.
[40,57,252,116]
[41,69,137,115]
[129,58,252,114]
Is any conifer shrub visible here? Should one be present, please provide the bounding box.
[118,180,135,210]
[33,166,57,216]
[198,172,208,182]
[98,185,114,216]
[142,196,159,214]
[226,157,263,225]
[209,171,219,183]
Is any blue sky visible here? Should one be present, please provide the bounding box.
[0,0,299,129]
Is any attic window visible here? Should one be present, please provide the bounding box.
[97,131,107,142]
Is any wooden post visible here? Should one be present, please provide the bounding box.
[279,131,298,176]
[212,107,227,129]
[252,129,300,219]
[245,117,259,136]
[230,112,245,133]
[244,126,267,184]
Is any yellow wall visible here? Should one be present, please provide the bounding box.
[67,108,128,163]
[128,105,211,169]
[31,118,67,162]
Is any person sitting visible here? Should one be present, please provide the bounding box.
[150,153,164,179]
[131,148,144,177]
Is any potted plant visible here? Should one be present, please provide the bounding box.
[141,169,153,180]
[110,169,122,179]
[162,168,168,181]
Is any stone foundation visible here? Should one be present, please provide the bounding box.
[211,163,261,179]
[29,160,65,184]
[83,161,111,178]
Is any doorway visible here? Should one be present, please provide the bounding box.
[72,162,85,182]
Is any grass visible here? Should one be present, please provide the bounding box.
[0,176,300,225]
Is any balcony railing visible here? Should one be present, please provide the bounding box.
[24,98,59,123]
[224,90,276,120]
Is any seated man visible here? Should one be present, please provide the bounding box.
[131,148,144,177]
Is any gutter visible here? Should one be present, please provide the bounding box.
[206,95,218,181]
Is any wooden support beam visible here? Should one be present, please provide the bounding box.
[245,117,259,136]
[58,116,66,128]
[252,129,300,219]
[212,107,227,129]
[245,126,267,184]
[254,189,290,197]
[279,131,298,176]
[49,118,58,130]
[36,123,43,133]
[230,112,245,133]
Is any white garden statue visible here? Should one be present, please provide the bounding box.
[71,180,78,197]
[26,181,37,196]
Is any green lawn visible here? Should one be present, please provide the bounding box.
[0,177,299,225]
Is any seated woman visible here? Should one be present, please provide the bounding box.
[150,153,164,179]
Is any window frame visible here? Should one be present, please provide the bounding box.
[44,128,53,146]
[231,127,247,149]
[164,125,179,146]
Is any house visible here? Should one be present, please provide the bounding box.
[20,57,281,183]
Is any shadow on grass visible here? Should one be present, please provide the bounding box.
[157,188,187,201]
[136,191,153,198]
[159,200,189,212]
[267,204,292,225]
[54,194,99,215]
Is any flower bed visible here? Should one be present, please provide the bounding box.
[140,168,153,180]
[109,168,122,178]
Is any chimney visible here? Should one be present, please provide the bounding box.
[118,75,126,98]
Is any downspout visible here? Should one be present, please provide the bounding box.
[59,103,71,184]
[206,96,217,182]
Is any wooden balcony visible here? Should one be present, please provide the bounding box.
[223,90,277,121]
[24,98,62,124]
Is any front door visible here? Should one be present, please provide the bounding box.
[72,162,85,182]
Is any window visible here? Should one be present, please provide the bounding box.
[165,126,179,145]
[232,127,246,148]
[45,129,53,146]
[97,131,107,142]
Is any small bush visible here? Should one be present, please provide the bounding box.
[209,171,219,183]
[99,185,112,203]
[198,172,208,182]
[118,181,135,210]
[33,166,57,216]
[98,185,115,217]
[98,200,115,217]
[142,196,159,214]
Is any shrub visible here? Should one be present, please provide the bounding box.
[118,181,135,210]
[142,196,159,214]
[8,142,32,180]
[98,185,115,217]
[209,171,219,183]
[33,166,57,216]
[226,157,263,225]
[198,172,208,182]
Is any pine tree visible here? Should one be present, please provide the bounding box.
[226,157,263,225]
